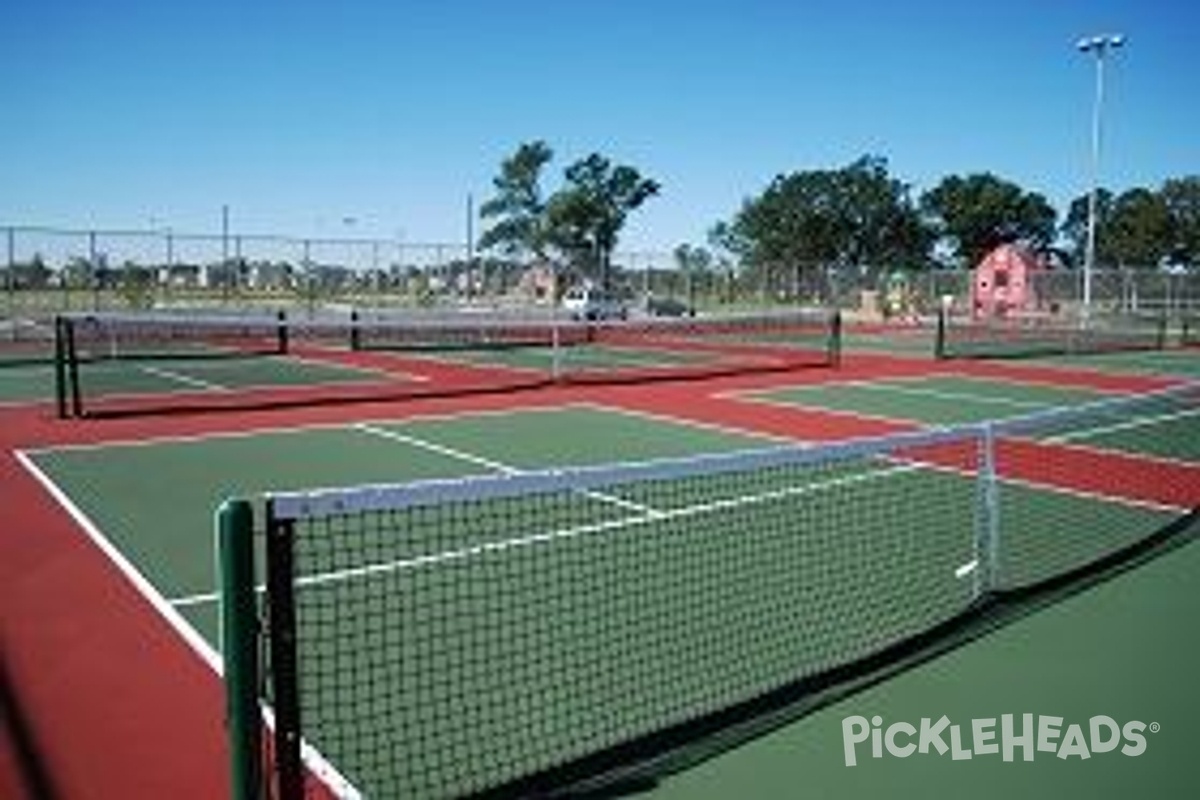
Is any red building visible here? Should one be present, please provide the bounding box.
[971,244,1047,319]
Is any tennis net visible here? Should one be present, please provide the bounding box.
[218,383,1199,799]
[935,308,1168,360]
[55,308,840,418]
[0,316,57,366]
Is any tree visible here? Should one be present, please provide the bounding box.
[1161,176,1200,265]
[1109,188,1171,267]
[477,141,554,260]
[1061,188,1116,267]
[723,156,931,299]
[920,173,1057,267]
[479,144,660,289]
[671,243,713,305]
[546,153,660,287]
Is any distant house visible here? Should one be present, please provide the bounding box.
[971,244,1047,319]
[158,263,204,289]
[517,263,558,303]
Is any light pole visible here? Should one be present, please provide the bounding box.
[1077,33,1124,316]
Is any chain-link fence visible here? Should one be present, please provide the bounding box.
[4,225,1198,324]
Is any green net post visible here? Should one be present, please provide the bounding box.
[218,499,261,800]
[934,307,947,360]
[1155,313,1167,351]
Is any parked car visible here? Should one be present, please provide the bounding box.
[562,286,628,321]
[643,294,694,318]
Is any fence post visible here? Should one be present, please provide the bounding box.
[88,230,99,312]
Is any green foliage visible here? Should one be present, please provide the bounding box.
[1161,176,1200,265]
[920,172,1057,267]
[477,141,554,259]
[1109,188,1171,267]
[478,143,660,287]
[1061,188,1116,265]
[725,156,931,288]
[118,262,156,309]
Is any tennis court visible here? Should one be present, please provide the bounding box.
[1023,347,1200,378]
[17,383,1198,798]
[47,309,839,417]
[742,374,1118,425]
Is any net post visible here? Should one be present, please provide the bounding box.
[217,499,261,800]
[276,309,289,355]
[974,422,1001,596]
[828,309,842,367]
[53,316,68,419]
[349,308,361,351]
[551,321,562,380]
[1155,312,1167,351]
[64,316,83,418]
[934,306,947,360]
[264,500,305,799]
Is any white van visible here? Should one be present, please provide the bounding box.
[562,286,628,321]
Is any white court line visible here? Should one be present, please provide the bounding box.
[1046,406,1200,444]
[14,450,226,672]
[15,449,362,799]
[955,559,980,579]
[168,460,926,608]
[353,423,661,517]
[166,435,1192,612]
[21,400,589,454]
[572,401,802,445]
[846,381,1052,409]
[136,363,230,392]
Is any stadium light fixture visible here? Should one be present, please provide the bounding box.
[1077,33,1125,316]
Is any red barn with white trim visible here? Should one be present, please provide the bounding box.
[971,244,1047,319]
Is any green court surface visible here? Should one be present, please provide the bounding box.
[0,354,410,407]
[650,531,1200,800]
[0,364,54,404]
[746,374,1115,426]
[26,406,779,645]
[1050,407,1200,462]
[842,329,935,356]
[408,342,716,373]
[72,354,406,397]
[23,400,1192,798]
[1025,347,1200,378]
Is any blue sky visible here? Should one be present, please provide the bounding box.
[3,0,1197,252]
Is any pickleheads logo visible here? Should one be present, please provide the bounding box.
[842,714,1157,766]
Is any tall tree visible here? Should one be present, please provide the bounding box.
[725,156,931,293]
[920,173,1057,267]
[479,144,660,288]
[477,141,554,260]
[1109,188,1171,267]
[1161,176,1200,265]
[544,153,659,286]
[1061,188,1116,267]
